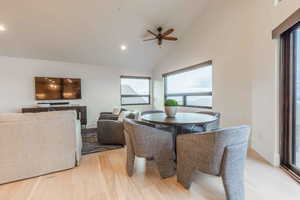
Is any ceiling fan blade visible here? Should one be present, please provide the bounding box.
[143,38,157,41]
[147,30,158,37]
[162,28,174,37]
[163,36,178,41]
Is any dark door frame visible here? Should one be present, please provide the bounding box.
[280,22,300,182]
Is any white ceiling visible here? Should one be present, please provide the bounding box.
[0,0,208,70]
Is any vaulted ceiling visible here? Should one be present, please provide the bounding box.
[0,0,208,70]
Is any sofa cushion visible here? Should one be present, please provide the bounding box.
[0,113,34,122]
[0,111,77,123]
[112,107,121,115]
[33,111,77,120]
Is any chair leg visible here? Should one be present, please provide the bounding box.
[154,156,176,179]
[126,146,135,177]
[124,132,135,177]
[221,144,247,200]
[177,161,195,189]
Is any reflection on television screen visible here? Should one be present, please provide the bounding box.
[35,77,81,100]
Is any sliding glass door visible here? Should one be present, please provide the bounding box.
[281,22,300,178]
[294,26,300,170]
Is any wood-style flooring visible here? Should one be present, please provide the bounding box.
[0,148,299,200]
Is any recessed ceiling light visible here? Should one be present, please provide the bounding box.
[121,45,127,51]
[0,25,6,32]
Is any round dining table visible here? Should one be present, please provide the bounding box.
[141,112,217,135]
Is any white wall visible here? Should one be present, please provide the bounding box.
[153,0,254,128]
[0,56,152,127]
[251,0,300,166]
[153,0,300,165]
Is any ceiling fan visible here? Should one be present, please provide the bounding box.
[144,27,178,46]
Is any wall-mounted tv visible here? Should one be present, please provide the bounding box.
[35,77,81,100]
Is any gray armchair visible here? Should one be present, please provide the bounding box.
[97,112,136,145]
[98,112,119,120]
[123,118,176,178]
[176,126,250,200]
[98,108,127,121]
[97,120,125,145]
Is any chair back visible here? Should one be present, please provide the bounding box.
[205,126,250,175]
[123,118,155,157]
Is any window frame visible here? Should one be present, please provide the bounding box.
[280,22,300,182]
[120,75,151,106]
[163,60,213,109]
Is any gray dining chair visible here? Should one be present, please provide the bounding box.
[123,118,176,178]
[176,125,250,200]
[182,111,221,133]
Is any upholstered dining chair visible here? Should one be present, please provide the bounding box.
[182,111,221,133]
[123,118,176,178]
[176,126,250,200]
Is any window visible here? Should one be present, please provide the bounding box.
[163,61,213,108]
[281,22,300,179]
[120,76,151,105]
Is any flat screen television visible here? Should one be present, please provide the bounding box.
[35,77,81,100]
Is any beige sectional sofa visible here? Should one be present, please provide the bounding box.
[0,111,82,184]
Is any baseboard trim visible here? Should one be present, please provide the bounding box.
[251,143,278,166]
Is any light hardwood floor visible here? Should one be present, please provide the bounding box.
[0,148,299,200]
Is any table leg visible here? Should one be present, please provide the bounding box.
[175,126,183,136]
[173,126,183,161]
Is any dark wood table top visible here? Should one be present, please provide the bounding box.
[141,112,217,126]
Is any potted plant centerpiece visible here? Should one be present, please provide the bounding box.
[164,99,178,118]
